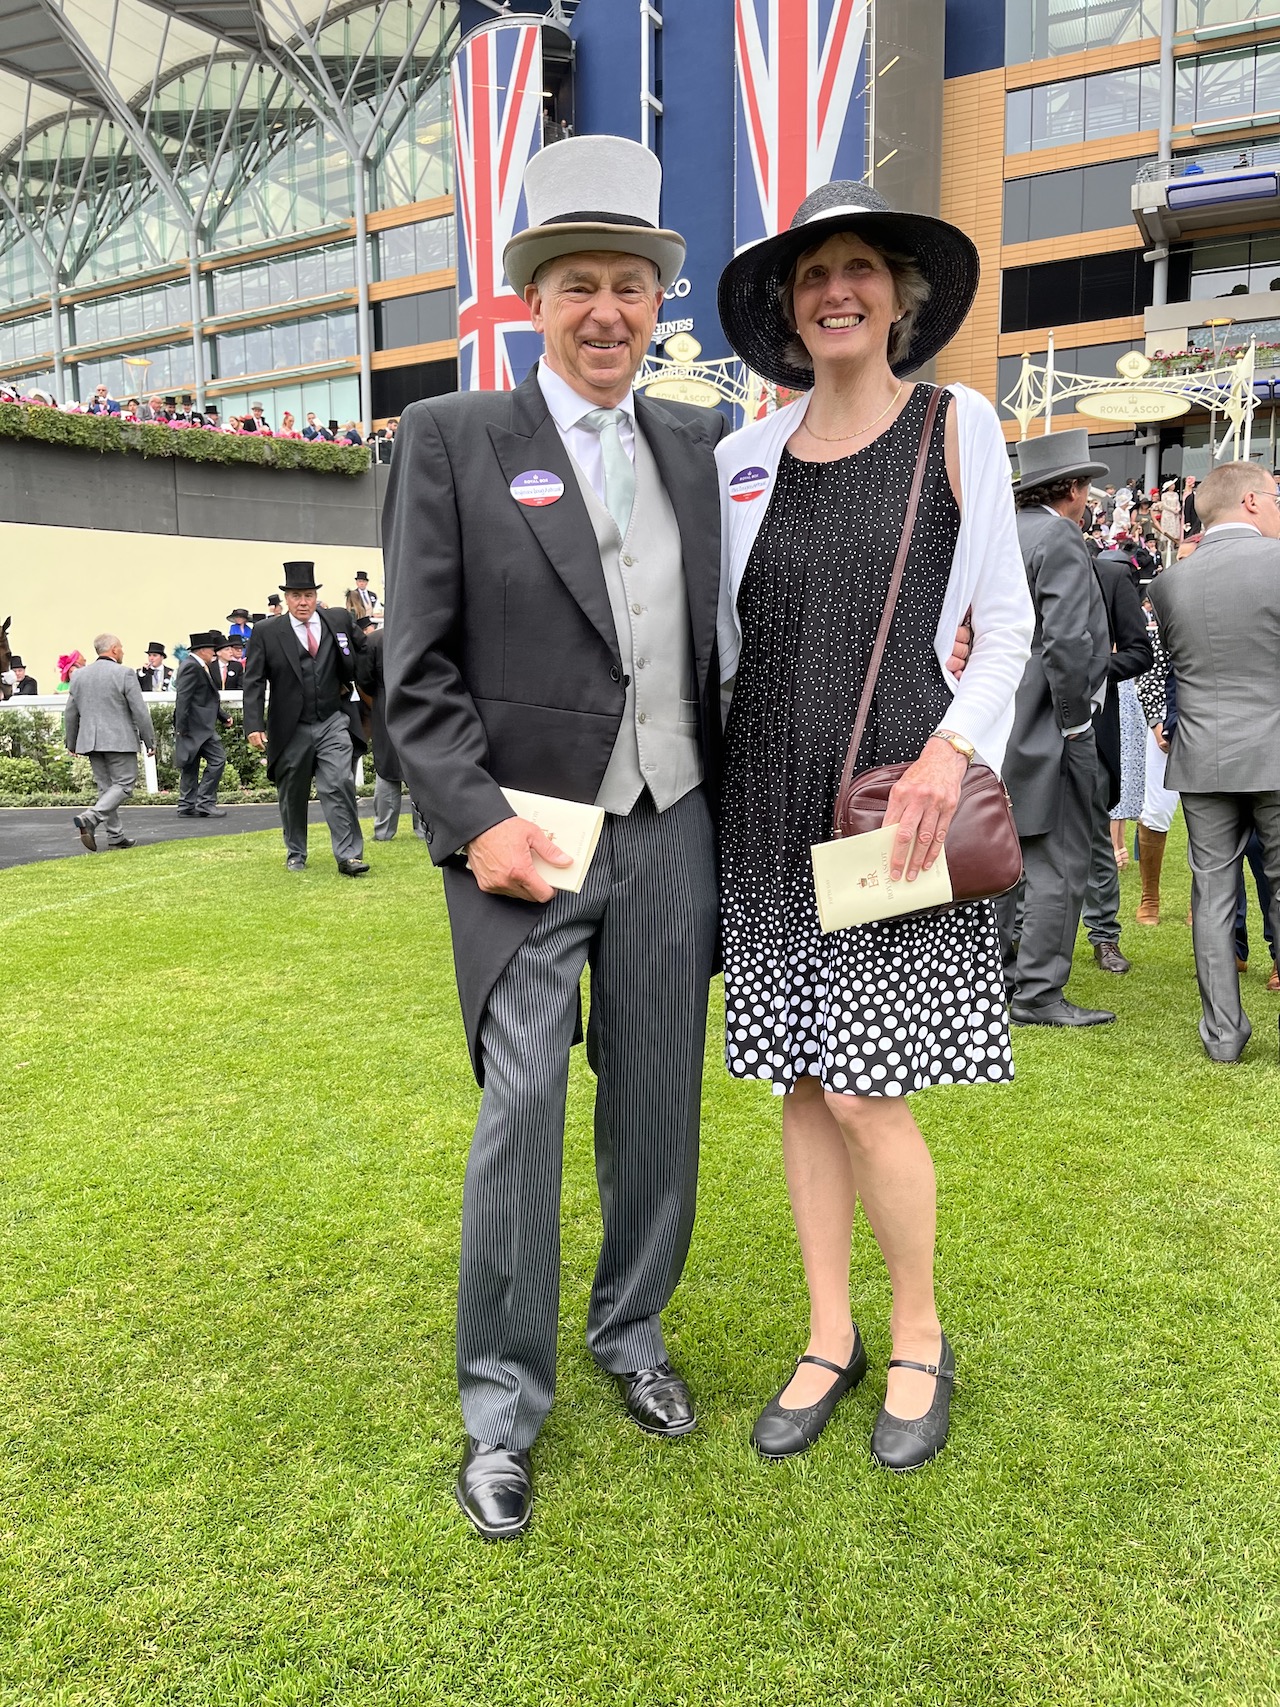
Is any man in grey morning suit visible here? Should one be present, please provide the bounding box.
[998,430,1115,1027]
[1149,460,1280,1063]
[65,633,157,852]
[383,136,725,1540]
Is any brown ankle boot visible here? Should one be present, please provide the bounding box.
[1136,825,1167,924]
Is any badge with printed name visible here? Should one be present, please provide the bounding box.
[510,470,565,507]
[729,465,770,503]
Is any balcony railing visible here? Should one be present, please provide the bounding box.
[1138,139,1280,179]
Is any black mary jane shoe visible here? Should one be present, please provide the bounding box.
[751,1328,868,1460]
[618,1363,697,1436]
[870,1332,956,1473]
[455,1438,533,1541]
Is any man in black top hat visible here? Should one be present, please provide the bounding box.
[999,429,1115,1027]
[265,594,283,617]
[136,644,172,694]
[243,561,370,874]
[10,656,37,695]
[174,631,231,817]
[211,637,244,692]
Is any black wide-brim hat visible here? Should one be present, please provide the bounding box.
[226,608,250,620]
[717,181,981,388]
[279,561,321,592]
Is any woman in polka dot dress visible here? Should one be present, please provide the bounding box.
[715,183,1034,1471]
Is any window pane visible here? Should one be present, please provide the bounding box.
[1001,267,1031,334]
[1035,78,1085,147]
[267,254,298,304]
[243,326,272,374]
[295,248,325,297]
[213,268,242,314]
[1006,89,1033,155]
[239,265,270,312]
[1003,177,1032,244]
[1082,158,1139,230]
[1193,50,1255,125]
[1029,168,1083,238]
[325,243,355,291]
[1255,43,1280,114]
[272,319,301,369]
[1085,69,1140,140]
[1174,61,1197,125]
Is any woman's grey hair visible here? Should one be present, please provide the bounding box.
[777,237,931,372]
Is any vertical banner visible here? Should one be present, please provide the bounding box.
[452,22,545,391]
[733,0,870,250]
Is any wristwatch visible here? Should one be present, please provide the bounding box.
[931,728,975,764]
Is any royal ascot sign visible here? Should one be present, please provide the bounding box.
[1075,389,1192,423]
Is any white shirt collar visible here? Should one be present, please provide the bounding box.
[537,357,635,431]
[1204,521,1262,536]
[289,611,320,637]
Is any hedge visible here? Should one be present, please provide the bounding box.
[0,402,370,477]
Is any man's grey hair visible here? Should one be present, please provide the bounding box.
[777,238,931,373]
[93,633,120,656]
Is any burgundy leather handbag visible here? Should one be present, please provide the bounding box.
[831,387,1023,905]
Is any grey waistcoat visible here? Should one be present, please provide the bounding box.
[568,424,703,815]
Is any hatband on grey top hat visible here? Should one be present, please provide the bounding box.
[503,135,686,294]
[279,561,321,592]
[1014,429,1109,491]
[717,180,981,387]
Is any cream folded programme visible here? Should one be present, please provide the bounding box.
[811,824,953,933]
[500,788,607,894]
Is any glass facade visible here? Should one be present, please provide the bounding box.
[1177,0,1280,28]
[69,279,191,348]
[0,313,54,369]
[1007,0,1160,63]
[210,244,356,317]
[214,311,358,383]
[1003,158,1144,243]
[373,218,456,281]
[1002,249,1156,333]
[1006,65,1162,153]
[1175,45,1280,125]
[213,377,362,432]
[1177,232,1280,298]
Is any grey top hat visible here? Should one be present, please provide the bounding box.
[718,180,981,386]
[1014,429,1109,491]
[503,135,686,294]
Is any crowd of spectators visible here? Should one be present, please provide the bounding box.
[0,379,398,461]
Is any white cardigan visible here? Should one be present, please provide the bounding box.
[715,383,1034,773]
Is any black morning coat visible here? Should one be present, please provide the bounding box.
[242,607,369,780]
[365,627,402,785]
[1091,551,1154,810]
[381,365,728,1081]
[173,653,228,767]
[208,658,244,691]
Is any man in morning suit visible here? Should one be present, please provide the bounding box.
[11,657,37,695]
[211,638,244,691]
[136,644,172,694]
[999,429,1115,1027]
[242,561,369,876]
[383,136,727,1539]
[65,634,156,852]
[1081,543,1153,973]
[174,630,231,818]
[1149,460,1280,1062]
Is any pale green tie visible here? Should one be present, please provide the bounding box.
[582,407,636,537]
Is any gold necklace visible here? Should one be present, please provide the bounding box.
[802,383,905,443]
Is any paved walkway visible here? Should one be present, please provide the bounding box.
[0,801,377,871]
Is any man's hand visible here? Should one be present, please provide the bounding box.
[1154,721,1170,753]
[466,816,574,903]
[883,738,969,882]
[247,730,267,751]
[944,609,974,678]
[145,747,155,758]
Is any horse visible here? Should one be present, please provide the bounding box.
[0,617,12,701]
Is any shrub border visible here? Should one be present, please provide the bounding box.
[0,402,370,477]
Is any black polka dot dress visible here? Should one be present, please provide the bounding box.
[720,385,1014,1098]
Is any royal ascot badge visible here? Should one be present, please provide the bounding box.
[336,634,351,655]
[729,465,770,503]
[510,470,565,507]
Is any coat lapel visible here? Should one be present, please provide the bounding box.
[635,392,721,695]
[486,369,620,665]
[276,613,304,684]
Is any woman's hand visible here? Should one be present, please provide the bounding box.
[882,738,970,881]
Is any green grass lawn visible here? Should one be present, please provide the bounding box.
[1,823,1277,1706]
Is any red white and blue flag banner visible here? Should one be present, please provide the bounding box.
[733,0,869,251]
[452,22,545,391]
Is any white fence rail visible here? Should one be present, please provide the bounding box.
[5,691,246,797]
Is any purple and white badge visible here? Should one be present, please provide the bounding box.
[510,469,565,507]
[729,465,770,503]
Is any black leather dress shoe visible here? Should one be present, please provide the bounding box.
[196,807,228,818]
[336,857,370,877]
[455,1438,532,1541]
[176,808,196,818]
[751,1328,868,1459]
[105,838,136,850]
[618,1363,696,1436]
[285,855,307,872]
[871,1332,956,1473]
[1093,942,1130,974]
[1010,998,1115,1027]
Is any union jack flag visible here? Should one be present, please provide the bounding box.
[734,0,869,251]
[452,23,545,391]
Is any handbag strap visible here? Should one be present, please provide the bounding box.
[836,384,947,807]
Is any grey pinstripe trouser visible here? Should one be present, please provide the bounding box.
[457,786,717,1451]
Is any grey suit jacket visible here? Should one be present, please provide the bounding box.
[1003,506,1110,838]
[64,657,156,755]
[1149,528,1280,792]
[382,365,727,1080]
